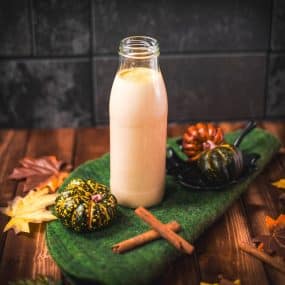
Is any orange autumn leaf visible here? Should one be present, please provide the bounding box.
[265,216,277,232]
[272,178,285,190]
[9,156,72,193]
[253,214,285,258]
[276,214,285,227]
[36,171,69,192]
[265,214,285,232]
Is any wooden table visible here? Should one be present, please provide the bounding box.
[0,122,285,285]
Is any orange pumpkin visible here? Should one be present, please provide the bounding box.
[182,123,224,161]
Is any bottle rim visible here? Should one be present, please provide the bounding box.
[119,36,160,59]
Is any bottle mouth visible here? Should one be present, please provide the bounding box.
[119,36,160,59]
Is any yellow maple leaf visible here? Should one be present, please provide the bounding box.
[0,188,58,234]
[272,178,285,189]
[4,218,30,234]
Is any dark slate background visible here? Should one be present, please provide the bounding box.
[0,0,284,128]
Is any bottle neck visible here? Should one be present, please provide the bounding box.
[119,54,159,71]
[118,36,160,72]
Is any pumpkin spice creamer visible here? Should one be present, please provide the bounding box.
[109,36,168,208]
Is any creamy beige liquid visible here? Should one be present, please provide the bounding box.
[109,67,168,208]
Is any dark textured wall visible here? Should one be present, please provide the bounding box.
[0,0,284,128]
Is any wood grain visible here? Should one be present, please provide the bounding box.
[196,200,268,284]
[0,130,29,204]
[0,129,75,284]
[156,254,201,285]
[261,122,285,147]
[74,127,110,166]
[0,122,284,285]
[242,166,285,283]
[0,130,29,263]
[0,130,14,158]
[167,123,188,137]
[240,122,285,284]
[239,241,285,274]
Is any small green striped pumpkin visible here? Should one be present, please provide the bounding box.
[198,144,243,185]
[55,178,117,232]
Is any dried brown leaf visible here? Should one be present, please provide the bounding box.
[253,214,285,258]
[9,156,71,193]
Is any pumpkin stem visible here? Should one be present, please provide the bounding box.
[203,140,217,150]
[92,194,103,202]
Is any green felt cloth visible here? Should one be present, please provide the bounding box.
[46,128,280,285]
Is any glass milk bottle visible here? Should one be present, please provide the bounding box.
[109,36,168,208]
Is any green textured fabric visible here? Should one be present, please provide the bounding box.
[46,128,280,285]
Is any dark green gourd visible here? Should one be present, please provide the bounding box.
[198,121,256,185]
[198,143,243,184]
[55,178,117,232]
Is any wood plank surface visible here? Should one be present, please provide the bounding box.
[0,130,29,266]
[197,200,268,284]
[0,122,284,285]
[242,122,285,285]
[0,129,75,284]
[0,130,29,204]
[158,254,201,285]
[74,127,110,167]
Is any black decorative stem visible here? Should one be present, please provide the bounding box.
[233,121,257,148]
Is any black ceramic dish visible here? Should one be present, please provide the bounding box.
[166,121,260,190]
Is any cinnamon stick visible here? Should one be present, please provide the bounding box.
[239,241,285,274]
[112,221,181,253]
[135,206,194,255]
